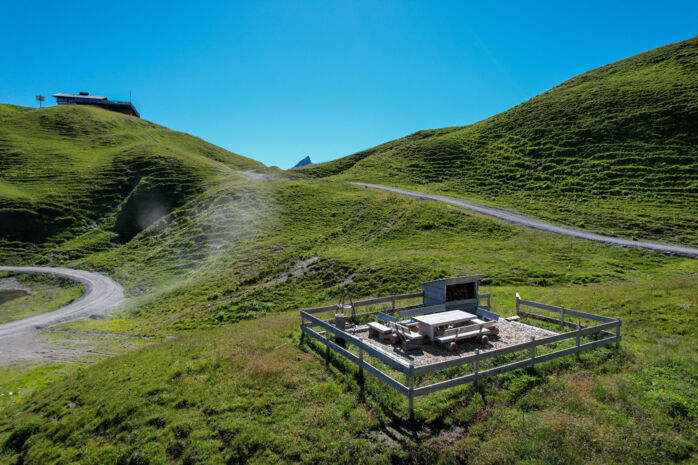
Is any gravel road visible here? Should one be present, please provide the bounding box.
[241,170,697,257]
[349,182,698,257]
[0,266,124,338]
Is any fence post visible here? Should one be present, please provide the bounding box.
[530,336,535,364]
[516,293,521,316]
[408,364,414,419]
[576,323,580,348]
[300,315,305,343]
[474,348,479,375]
[359,347,364,375]
[392,296,396,312]
[616,318,621,349]
[561,306,565,327]
[358,346,365,393]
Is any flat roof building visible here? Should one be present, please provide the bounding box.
[52,92,140,117]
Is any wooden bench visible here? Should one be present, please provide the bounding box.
[367,321,393,340]
[391,323,423,351]
[434,319,498,351]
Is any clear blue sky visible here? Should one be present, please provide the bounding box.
[2,1,696,168]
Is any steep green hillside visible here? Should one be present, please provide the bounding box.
[2,176,697,464]
[0,117,696,463]
[1,38,697,464]
[295,36,698,245]
[0,104,262,251]
[59,178,694,332]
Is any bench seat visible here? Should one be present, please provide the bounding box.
[434,320,498,350]
[435,326,496,344]
[367,321,393,340]
[390,323,423,351]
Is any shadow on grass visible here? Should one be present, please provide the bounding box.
[298,328,624,446]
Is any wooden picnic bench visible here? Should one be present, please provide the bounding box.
[367,321,394,340]
[368,313,423,349]
[434,319,498,351]
[390,322,423,351]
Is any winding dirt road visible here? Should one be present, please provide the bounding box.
[348,182,698,257]
[0,266,124,338]
[243,172,697,257]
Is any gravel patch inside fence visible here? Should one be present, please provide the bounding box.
[353,319,558,367]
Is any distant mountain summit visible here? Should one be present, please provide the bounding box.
[293,156,312,168]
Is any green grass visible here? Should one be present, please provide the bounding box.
[0,104,263,257]
[295,36,698,246]
[0,175,694,464]
[0,274,694,464]
[54,178,695,334]
[0,330,162,410]
[0,44,696,464]
[0,286,83,325]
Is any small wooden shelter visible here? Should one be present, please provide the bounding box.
[420,275,483,310]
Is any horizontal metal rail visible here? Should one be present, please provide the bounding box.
[353,292,423,308]
[301,304,343,315]
[413,336,617,396]
[301,311,410,372]
[301,324,410,395]
[518,310,580,330]
[518,298,616,323]
[399,298,477,317]
[301,292,423,315]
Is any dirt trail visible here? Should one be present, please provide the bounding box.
[348,182,698,257]
[0,266,124,338]
[241,170,698,257]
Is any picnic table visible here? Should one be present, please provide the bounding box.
[412,309,478,339]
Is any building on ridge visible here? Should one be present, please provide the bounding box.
[52,92,140,117]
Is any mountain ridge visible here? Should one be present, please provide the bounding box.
[0,104,264,255]
[292,155,312,168]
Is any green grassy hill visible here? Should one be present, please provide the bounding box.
[295,36,698,246]
[1,177,696,464]
[0,39,697,464]
[0,104,262,255]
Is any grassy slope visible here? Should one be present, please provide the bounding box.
[0,104,262,259]
[0,178,695,464]
[0,277,695,464]
[61,179,694,332]
[295,36,698,246]
[0,43,696,464]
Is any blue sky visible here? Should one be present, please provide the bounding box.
[2,1,696,168]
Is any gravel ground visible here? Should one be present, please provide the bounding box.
[354,319,558,367]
